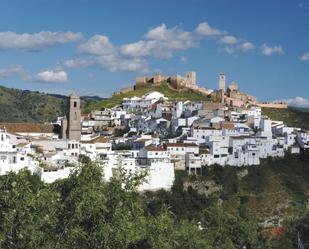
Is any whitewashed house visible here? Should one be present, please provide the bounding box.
[297,131,309,149]
[165,142,199,170]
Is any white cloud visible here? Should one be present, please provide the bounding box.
[0,65,24,78]
[299,52,309,61]
[95,54,148,72]
[64,55,148,72]
[285,97,309,108]
[0,66,69,83]
[64,22,259,72]
[145,24,193,42]
[223,41,255,54]
[77,35,115,56]
[71,23,201,71]
[240,42,255,52]
[261,44,284,56]
[72,34,149,72]
[64,57,95,68]
[180,56,188,63]
[122,24,198,59]
[0,31,82,51]
[194,22,224,36]
[219,35,238,45]
[121,40,153,57]
[36,70,68,83]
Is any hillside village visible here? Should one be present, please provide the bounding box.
[0,72,308,191]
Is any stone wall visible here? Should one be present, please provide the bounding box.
[114,86,135,95]
[256,103,288,109]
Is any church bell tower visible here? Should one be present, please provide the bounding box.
[66,93,81,141]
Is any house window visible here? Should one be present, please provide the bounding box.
[74,101,77,107]
[68,144,70,149]
[20,157,24,161]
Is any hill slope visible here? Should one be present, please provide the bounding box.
[86,83,212,111]
[0,85,103,123]
[0,86,66,123]
[262,107,309,130]
[145,154,309,228]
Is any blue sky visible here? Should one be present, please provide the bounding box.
[0,0,308,105]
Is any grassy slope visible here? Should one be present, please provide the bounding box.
[85,83,211,111]
[262,107,309,130]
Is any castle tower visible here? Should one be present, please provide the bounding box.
[66,93,81,141]
[219,72,226,92]
[186,71,196,85]
[153,72,162,84]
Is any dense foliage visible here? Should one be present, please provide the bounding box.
[0,157,308,248]
[143,155,309,248]
[0,163,209,248]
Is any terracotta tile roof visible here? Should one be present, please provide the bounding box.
[0,123,54,134]
[221,122,235,130]
[199,148,209,154]
[16,143,30,147]
[145,146,166,152]
[43,165,60,171]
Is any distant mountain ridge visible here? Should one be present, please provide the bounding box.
[0,85,104,123]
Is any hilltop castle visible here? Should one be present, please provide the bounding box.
[135,71,196,89]
[115,71,286,109]
[115,71,211,96]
